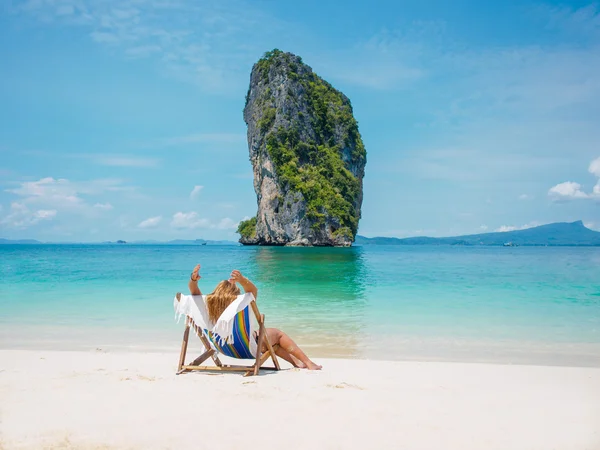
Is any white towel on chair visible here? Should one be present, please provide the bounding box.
[174,292,256,345]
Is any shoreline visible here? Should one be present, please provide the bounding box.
[2,324,600,368]
[2,344,600,369]
[1,350,599,449]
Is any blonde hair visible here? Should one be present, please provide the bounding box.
[206,280,241,323]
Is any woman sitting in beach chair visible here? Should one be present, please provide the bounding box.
[188,264,322,371]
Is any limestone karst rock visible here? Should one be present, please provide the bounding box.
[237,50,367,246]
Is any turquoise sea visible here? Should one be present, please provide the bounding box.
[1,244,599,366]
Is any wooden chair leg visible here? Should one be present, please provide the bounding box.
[189,349,215,367]
[261,316,281,370]
[258,348,273,366]
[199,334,223,367]
[253,317,266,376]
[212,353,223,367]
[190,333,217,367]
[177,319,191,373]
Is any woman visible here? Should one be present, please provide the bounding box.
[188,264,322,370]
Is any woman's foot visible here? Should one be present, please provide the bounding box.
[306,361,322,370]
[290,355,307,369]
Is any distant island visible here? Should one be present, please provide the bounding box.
[355,221,600,247]
[0,238,238,246]
[0,238,41,245]
[2,221,599,246]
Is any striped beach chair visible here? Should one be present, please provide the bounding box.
[173,292,280,376]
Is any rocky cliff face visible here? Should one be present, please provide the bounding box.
[237,50,367,246]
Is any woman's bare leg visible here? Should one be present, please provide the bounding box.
[265,328,322,370]
[273,346,306,368]
[262,329,303,367]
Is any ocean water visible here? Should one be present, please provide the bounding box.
[1,244,599,366]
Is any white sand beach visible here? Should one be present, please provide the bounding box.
[1,350,599,450]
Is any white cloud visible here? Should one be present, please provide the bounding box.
[548,181,589,200]
[190,185,203,200]
[12,0,288,93]
[138,216,162,229]
[5,177,135,221]
[0,202,57,228]
[7,177,83,207]
[518,194,533,200]
[479,225,488,231]
[35,209,57,219]
[589,157,600,177]
[496,225,519,232]
[584,222,598,230]
[7,177,129,205]
[548,157,600,201]
[171,212,210,229]
[495,222,540,232]
[93,202,113,210]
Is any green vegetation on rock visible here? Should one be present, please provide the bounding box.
[255,49,297,82]
[258,107,276,133]
[237,217,257,240]
[255,50,366,237]
[266,130,359,237]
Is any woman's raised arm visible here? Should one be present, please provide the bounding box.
[229,270,257,300]
[188,264,202,295]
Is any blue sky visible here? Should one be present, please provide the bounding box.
[0,0,599,242]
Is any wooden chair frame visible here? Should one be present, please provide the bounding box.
[175,292,281,377]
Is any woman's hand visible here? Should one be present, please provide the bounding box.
[228,269,245,284]
[188,264,202,295]
[229,270,258,299]
[191,264,201,282]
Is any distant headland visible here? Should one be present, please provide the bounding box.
[2,221,599,246]
[355,221,600,247]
